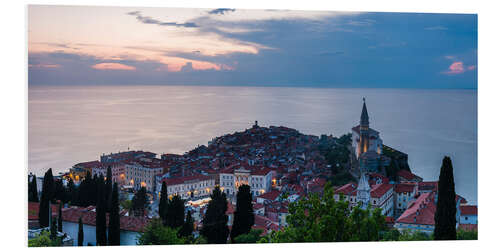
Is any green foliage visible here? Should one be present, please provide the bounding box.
[28,230,61,247]
[233,229,264,243]
[50,216,57,240]
[57,202,63,232]
[132,187,149,217]
[78,217,84,246]
[330,171,356,186]
[105,166,113,212]
[28,174,39,202]
[434,156,457,240]
[159,182,168,225]
[260,183,385,243]
[179,210,194,238]
[200,186,229,244]
[166,195,185,228]
[385,159,399,182]
[108,182,121,245]
[138,218,185,245]
[121,199,133,210]
[39,168,54,228]
[381,228,401,241]
[398,230,432,241]
[230,184,255,242]
[95,175,107,246]
[456,229,478,240]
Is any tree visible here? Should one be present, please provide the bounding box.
[57,201,63,232]
[28,230,61,247]
[53,178,67,203]
[105,166,113,212]
[179,210,194,238]
[67,178,76,205]
[108,182,121,245]
[260,183,386,243]
[132,187,148,217]
[434,156,457,240]
[95,175,107,245]
[50,216,57,240]
[78,217,84,246]
[200,186,229,244]
[159,182,168,225]
[456,229,478,240]
[233,229,263,243]
[230,184,254,242]
[137,218,185,245]
[28,174,39,202]
[166,195,185,228]
[39,168,54,228]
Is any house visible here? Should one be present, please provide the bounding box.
[256,190,281,204]
[458,205,478,230]
[397,170,423,183]
[157,174,216,200]
[394,183,417,219]
[394,192,436,234]
[369,183,394,216]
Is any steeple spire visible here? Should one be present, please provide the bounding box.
[360,97,369,127]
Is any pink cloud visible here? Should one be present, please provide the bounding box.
[91,63,136,71]
[442,61,477,75]
[467,65,477,71]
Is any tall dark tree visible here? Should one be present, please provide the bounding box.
[230,184,254,242]
[132,187,148,217]
[105,166,113,212]
[200,186,229,244]
[28,174,39,202]
[57,201,63,232]
[179,210,194,238]
[67,178,77,205]
[166,195,185,228]
[95,175,107,245]
[50,216,58,240]
[78,217,84,246]
[108,182,121,246]
[434,156,457,240]
[53,178,67,203]
[39,168,54,228]
[159,182,168,225]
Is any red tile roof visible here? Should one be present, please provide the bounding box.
[257,190,281,201]
[397,170,421,181]
[395,183,416,193]
[396,192,436,226]
[370,183,393,198]
[460,205,478,215]
[28,202,58,220]
[335,182,357,196]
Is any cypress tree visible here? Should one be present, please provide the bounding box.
[50,216,57,240]
[166,195,185,228]
[28,174,39,202]
[78,217,84,246]
[108,182,121,245]
[159,182,168,225]
[95,175,107,245]
[132,187,148,217]
[39,168,54,228]
[230,184,254,242]
[105,166,113,212]
[57,201,63,232]
[434,156,457,240]
[200,186,229,244]
[179,210,194,238]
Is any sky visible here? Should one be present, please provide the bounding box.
[28,5,477,88]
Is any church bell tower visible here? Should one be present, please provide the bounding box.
[359,98,370,157]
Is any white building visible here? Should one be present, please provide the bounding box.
[125,161,164,192]
[219,166,273,197]
[394,183,417,219]
[157,175,216,200]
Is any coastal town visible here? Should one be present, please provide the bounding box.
[27,99,478,245]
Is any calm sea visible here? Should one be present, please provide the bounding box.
[28,86,477,204]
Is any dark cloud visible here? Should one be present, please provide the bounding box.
[207,8,235,15]
[126,11,198,28]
